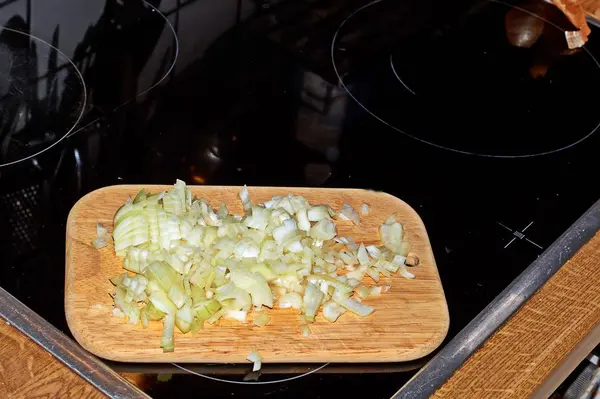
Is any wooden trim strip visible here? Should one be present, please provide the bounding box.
[0,318,106,398]
[0,287,149,399]
[579,0,600,22]
[431,231,600,399]
[393,199,600,399]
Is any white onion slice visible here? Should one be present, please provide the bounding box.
[360,203,370,215]
[339,203,360,225]
[278,292,303,309]
[357,243,370,266]
[247,350,263,372]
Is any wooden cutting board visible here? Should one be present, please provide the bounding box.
[65,185,449,363]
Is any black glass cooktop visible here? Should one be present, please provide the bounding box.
[0,0,599,398]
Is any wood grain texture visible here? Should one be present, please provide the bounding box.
[577,0,600,21]
[65,185,448,363]
[432,231,600,399]
[0,318,106,399]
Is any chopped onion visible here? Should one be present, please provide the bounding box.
[92,237,108,249]
[300,325,311,337]
[224,310,248,323]
[253,313,271,327]
[247,350,263,372]
[234,238,260,258]
[334,236,358,251]
[160,313,175,352]
[366,268,380,283]
[384,214,397,224]
[244,206,270,231]
[307,205,331,222]
[230,270,273,309]
[278,292,303,309]
[303,283,324,321]
[322,301,346,322]
[339,203,360,225]
[97,223,109,238]
[355,285,371,300]
[239,185,252,211]
[379,220,404,254]
[104,180,419,351]
[332,290,374,317]
[366,245,381,259]
[399,266,416,279]
[370,286,389,296]
[309,219,336,241]
[296,208,311,232]
[392,255,406,265]
[346,278,361,288]
[272,219,297,244]
[360,203,370,215]
[357,243,370,266]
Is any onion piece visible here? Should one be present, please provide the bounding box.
[272,219,297,244]
[360,203,370,216]
[244,206,270,231]
[247,351,263,372]
[253,313,271,327]
[224,310,248,323]
[296,208,311,232]
[160,313,176,352]
[392,255,406,266]
[309,219,336,241]
[278,292,303,309]
[332,290,374,317]
[379,220,404,254]
[230,270,274,309]
[307,274,352,294]
[239,185,252,211]
[175,306,194,333]
[370,286,390,296]
[307,205,331,222]
[355,285,371,300]
[366,268,380,283]
[357,243,370,266]
[339,203,360,225]
[92,237,108,249]
[322,301,346,322]
[346,278,361,288]
[303,283,324,321]
[366,245,381,259]
[399,266,416,279]
[97,223,109,238]
[300,325,311,337]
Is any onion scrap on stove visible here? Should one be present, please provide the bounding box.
[104,180,418,352]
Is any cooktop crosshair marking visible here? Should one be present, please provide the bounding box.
[496,221,543,249]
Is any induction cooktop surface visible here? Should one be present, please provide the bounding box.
[0,1,598,398]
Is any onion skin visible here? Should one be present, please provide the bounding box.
[505,8,545,48]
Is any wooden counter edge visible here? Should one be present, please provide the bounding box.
[0,317,107,398]
[431,230,600,399]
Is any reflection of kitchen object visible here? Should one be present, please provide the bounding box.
[563,353,600,399]
[65,185,448,363]
[503,1,577,78]
[550,0,591,48]
[109,359,427,375]
[0,18,86,168]
[295,70,347,158]
[505,4,546,48]
[112,359,427,392]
